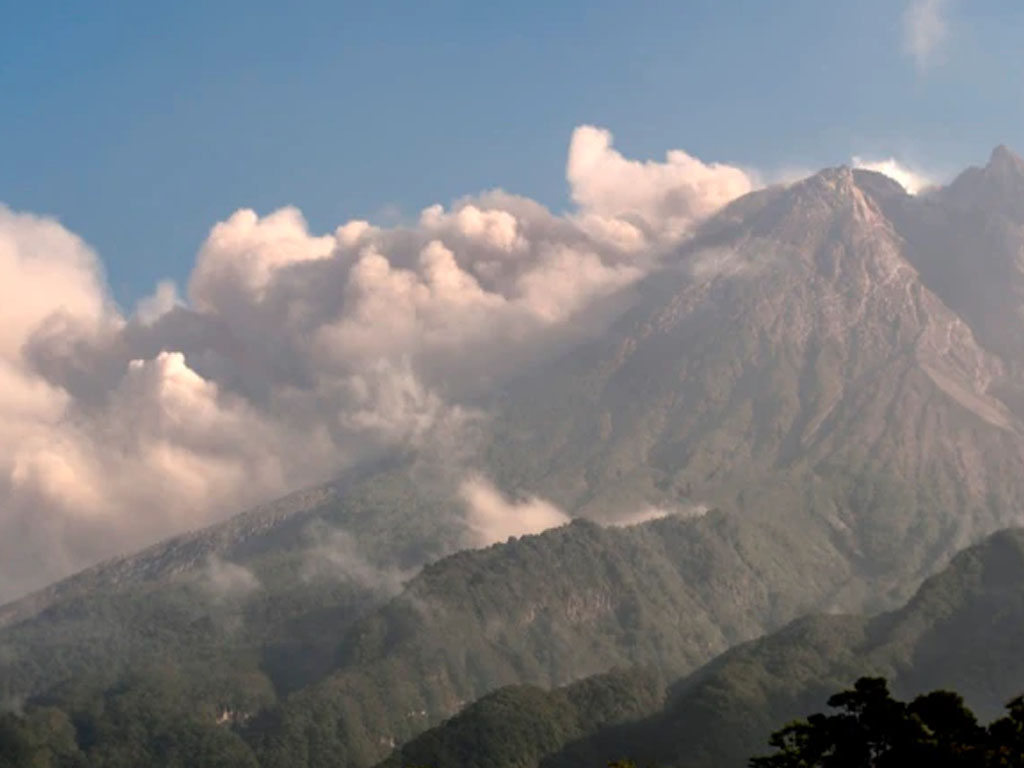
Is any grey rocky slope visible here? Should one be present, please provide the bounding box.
[488,154,1024,608]
[875,146,1024,367]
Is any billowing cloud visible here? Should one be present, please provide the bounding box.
[852,156,934,195]
[0,206,113,357]
[903,0,951,71]
[458,476,570,546]
[135,280,183,325]
[567,125,755,241]
[0,127,753,602]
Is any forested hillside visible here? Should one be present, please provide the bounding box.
[383,528,1024,768]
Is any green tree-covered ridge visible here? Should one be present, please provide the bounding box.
[376,528,1024,768]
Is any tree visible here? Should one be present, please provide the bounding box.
[0,715,33,768]
[750,677,1024,768]
[986,696,1024,767]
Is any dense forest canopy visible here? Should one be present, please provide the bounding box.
[751,678,1024,768]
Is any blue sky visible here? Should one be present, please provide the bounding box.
[2,0,1023,305]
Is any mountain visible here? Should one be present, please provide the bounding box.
[0,462,470,702]
[321,152,1024,764]
[375,668,664,768]
[941,145,1024,224]
[875,146,1024,367]
[378,527,1024,768]
[244,509,864,767]
[487,161,1024,608]
[5,148,1024,766]
[0,507,867,767]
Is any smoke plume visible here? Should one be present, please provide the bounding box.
[0,127,754,601]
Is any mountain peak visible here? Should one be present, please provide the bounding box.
[806,164,855,188]
[797,164,908,204]
[939,145,1024,222]
[742,163,889,239]
[978,145,1024,187]
[989,143,1024,167]
[771,165,866,210]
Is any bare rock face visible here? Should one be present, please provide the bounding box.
[865,145,1024,368]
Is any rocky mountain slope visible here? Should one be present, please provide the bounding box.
[489,154,1024,607]
[874,146,1024,368]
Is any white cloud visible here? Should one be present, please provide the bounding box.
[190,206,336,310]
[458,475,570,546]
[300,521,406,593]
[852,156,934,194]
[0,126,753,602]
[567,125,755,240]
[135,280,183,325]
[199,555,260,601]
[601,503,711,528]
[604,507,674,528]
[0,206,112,359]
[903,0,951,71]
